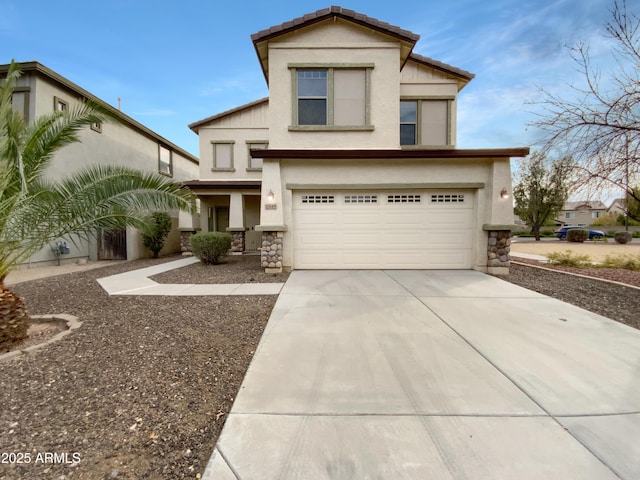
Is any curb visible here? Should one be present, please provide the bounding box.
[0,314,81,361]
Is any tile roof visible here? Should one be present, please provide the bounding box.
[408,53,475,81]
[563,200,608,210]
[251,6,420,44]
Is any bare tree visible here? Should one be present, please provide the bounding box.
[530,0,640,221]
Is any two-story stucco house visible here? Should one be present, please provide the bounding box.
[186,7,529,274]
[556,200,608,227]
[2,61,200,266]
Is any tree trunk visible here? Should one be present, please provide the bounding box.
[0,284,29,351]
[531,225,541,241]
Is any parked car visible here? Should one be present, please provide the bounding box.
[555,226,605,240]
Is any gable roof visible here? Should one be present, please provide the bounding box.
[563,200,608,211]
[188,97,268,133]
[1,61,198,165]
[252,6,420,84]
[407,53,475,90]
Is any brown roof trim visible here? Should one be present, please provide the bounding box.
[188,97,269,132]
[408,53,475,82]
[252,148,530,159]
[251,6,420,45]
[183,179,262,190]
[2,61,199,165]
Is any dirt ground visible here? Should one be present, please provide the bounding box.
[511,239,640,262]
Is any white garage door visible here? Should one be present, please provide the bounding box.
[293,190,474,269]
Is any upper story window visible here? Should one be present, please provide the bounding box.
[158,144,173,176]
[247,141,267,171]
[212,141,235,171]
[54,96,68,112]
[10,87,30,122]
[290,64,373,130]
[400,98,451,146]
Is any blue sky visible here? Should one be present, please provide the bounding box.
[1,0,625,158]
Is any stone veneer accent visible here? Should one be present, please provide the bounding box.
[179,229,198,254]
[487,230,511,269]
[231,231,245,253]
[261,231,283,272]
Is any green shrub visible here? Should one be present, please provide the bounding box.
[567,229,588,243]
[614,231,633,244]
[546,250,592,267]
[142,212,172,258]
[190,232,232,264]
[601,254,640,271]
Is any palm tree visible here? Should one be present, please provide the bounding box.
[0,61,195,349]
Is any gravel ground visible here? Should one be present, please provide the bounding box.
[503,262,640,330]
[1,254,638,479]
[0,255,283,479]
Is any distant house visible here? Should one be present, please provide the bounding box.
[607,198,626,216]
[556,200,608,226]
[1,61,200,266]
[186,6,529,274]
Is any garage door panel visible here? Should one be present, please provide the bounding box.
[293,190,474,269]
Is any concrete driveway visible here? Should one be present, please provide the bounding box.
[204,270,640,479]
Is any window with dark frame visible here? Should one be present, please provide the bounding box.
[400,100,417,145]
[54,96,68,112]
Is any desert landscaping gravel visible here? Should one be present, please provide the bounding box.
[0,254,638,479]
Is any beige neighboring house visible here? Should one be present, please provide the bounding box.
[187,6,529,274]
[2,61,200,266]
[608,198,626,216]
[556,200,608,227]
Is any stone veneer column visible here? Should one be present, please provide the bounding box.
[487,230,511,274]
[261,231,283,273]
[229,230,245,254]
[179,228,198,255]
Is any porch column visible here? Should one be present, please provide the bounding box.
[228,192,245,254]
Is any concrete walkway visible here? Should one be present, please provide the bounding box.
[204,270,640,479]
[97,257,284,296]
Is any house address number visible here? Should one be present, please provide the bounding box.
[265,204,277,210]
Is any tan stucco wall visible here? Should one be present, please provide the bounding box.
[21,72,198,266]
[259,156,512,271]
[266,20,402,150]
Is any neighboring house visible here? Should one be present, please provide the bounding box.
[186,6,529,274]
[1,61,199,266]
[556,200,608,227]
[608,198,626,216]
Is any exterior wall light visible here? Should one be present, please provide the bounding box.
[267,189,275,202]
[500,188,509,199]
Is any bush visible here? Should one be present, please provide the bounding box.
[567,229,588,243]
[614,231,633,244]
[142,212,172,258]
[546,250,592,267]
[601,254,640,271]
[190,232,232,264]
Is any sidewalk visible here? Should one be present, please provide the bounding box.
[5,260,125,286]
[96,257,284,296]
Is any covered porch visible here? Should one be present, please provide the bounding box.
[182,180,262,253]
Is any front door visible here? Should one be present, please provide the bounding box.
[216,207,229,232]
